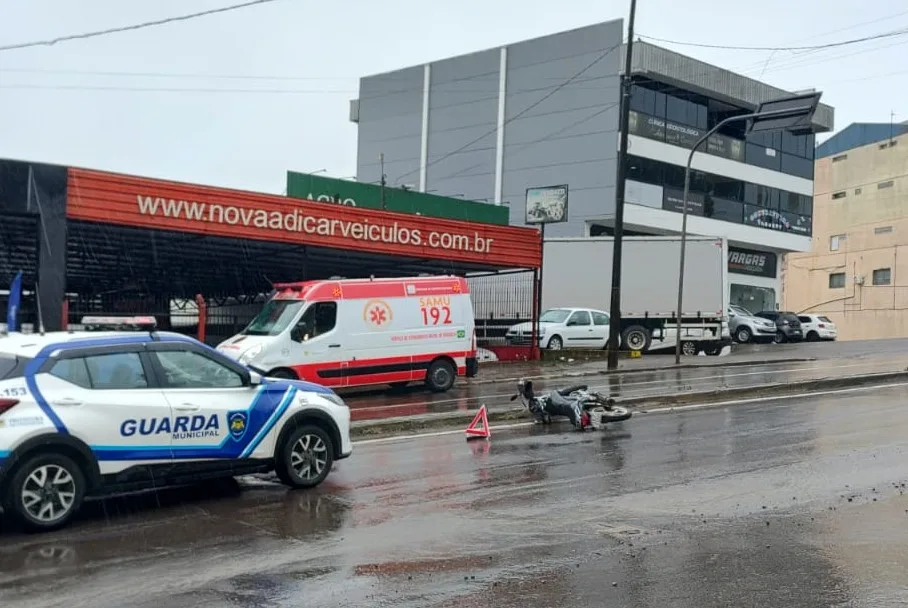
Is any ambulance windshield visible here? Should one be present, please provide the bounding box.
[242,299,305,336]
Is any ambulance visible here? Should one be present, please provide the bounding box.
[216,276,479,392]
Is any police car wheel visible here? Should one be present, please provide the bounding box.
[425,359,456,392]
[276,425,334,489]
[7,453,86,532]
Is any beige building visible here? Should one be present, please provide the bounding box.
[784,123,908,340]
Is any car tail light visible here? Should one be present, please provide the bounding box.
[472,329,477,353]
[0,398,19,415]
[818,323,825,328]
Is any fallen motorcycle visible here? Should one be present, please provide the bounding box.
[510,378,632,430]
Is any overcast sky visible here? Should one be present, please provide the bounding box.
[1,0,906,195]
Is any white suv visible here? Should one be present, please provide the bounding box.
[0,317,352,532]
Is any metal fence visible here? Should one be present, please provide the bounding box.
[467,271,535,347]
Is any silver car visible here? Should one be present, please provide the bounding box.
[728,305,777,344]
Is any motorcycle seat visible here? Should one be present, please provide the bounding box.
[557,384,588,396]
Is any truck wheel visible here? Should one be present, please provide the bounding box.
[425,359,456,392]
[703,344,721,356]
[681,341,698,356]
[734,327,752,343]
[546,335,563,350]
[6,453,86,532]
[275,425,334,489]
[621,325,651,352]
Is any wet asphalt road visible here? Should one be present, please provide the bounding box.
[4,382,908,607]
[344,349,908,421]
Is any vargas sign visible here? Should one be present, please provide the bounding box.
[728,246,777,278]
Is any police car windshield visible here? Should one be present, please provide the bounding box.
[539,309,571,323]
[243,299,305,336]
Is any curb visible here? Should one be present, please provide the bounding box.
[466,357,816,385]
[351,370,907,439]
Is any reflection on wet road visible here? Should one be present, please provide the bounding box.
[344,355,908,421]
[4,384,908,606]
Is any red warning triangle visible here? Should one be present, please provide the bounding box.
[465,404,491,439]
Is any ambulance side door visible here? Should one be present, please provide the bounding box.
[286,300,345,387]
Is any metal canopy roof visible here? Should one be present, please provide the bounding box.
[64,220,512,298]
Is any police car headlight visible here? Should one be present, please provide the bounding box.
[322,392,348,408]
[238,343,264,364]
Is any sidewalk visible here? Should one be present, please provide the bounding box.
[469,350,815,384]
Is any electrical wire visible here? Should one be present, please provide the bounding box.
[0,0,284,52]
[392,40,623,185]
[637,27,908,52]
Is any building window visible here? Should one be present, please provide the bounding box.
[874,225,893,235]
[855,188,862,195]
[828,273,846,289]
[872,268,892,286]
[832,191,847,199]
[878,180,895,189]
[832,154,848,162]
[830,234,847,251]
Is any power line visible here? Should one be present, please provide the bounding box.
[0,0,284,52]
[637,26,908,52]
[392,40,623,185]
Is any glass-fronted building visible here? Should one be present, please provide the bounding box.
[349,20,835,312]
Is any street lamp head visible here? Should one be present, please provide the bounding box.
[749,91,823,135]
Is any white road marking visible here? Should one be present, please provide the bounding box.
[353,381,908,447]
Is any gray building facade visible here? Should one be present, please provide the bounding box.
[350,19,834,256]
[352,20,623,237]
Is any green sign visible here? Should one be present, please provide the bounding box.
[286,171,509,225]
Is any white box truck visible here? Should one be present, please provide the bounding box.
[540,236,730,355]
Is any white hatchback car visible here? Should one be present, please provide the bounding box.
[0,316,352,532]
[797,314,838,341]
[506,308,610,350]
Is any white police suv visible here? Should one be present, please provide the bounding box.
[0,316,352,532]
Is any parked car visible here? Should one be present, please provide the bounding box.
[727,305,777,344]
[506,308,610,350]
[798,314,838,341]
[755,311,804,343]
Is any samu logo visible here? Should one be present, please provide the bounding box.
[227,411,248,441]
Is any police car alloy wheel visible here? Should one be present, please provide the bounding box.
[7,453,86,532]
[276,425,334,489]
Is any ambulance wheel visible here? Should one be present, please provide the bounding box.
[425,359,456,392]
[275,425,334,489]
[6,453,86,532]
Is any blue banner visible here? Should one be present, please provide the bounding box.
[7,271,23,332]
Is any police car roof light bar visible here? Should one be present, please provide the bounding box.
[80,315,158,332]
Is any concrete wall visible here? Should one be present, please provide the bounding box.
[500,20,622,236]
[356,66,424,188]
[783,131,908,340]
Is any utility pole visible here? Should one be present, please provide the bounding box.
[379,152,387,210]
[606,0,637,370]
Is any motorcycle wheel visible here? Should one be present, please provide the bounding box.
[597,406,632,423]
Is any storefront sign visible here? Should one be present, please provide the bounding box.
[662,187,704,215]
[728,246,777,278]
[525,184,569,224]
[628,111,745,163]
[743,205,811,235]
[66,168,542,269]
[285,171,509,226]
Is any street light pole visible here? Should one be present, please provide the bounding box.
[673,104,818,364]
[606,0,638,370]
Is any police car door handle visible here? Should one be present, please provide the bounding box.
[329,344,341,348]
[53,398,82,406]
[175,403,201,412]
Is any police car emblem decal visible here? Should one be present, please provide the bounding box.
[227,411,248,441]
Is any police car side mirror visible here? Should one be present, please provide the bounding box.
[248,371,263,386]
